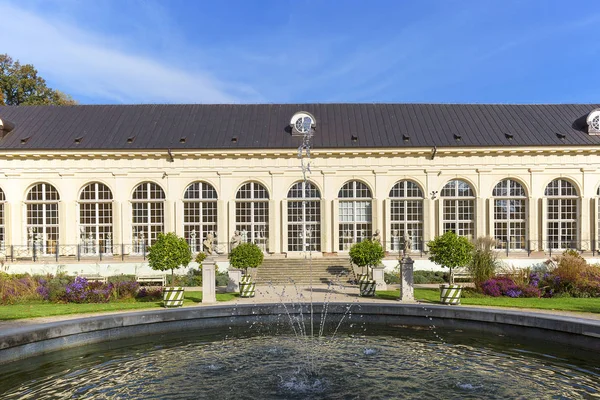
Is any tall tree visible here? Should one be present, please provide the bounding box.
[0,54,77,106]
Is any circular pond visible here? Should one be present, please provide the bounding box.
[1,324,598,399]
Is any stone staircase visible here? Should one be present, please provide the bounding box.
[255,257,354,285]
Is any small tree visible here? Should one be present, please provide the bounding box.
[349,239,385,280]
[228,242,264,276]
[147,232,192,287]
[428,231,474,284]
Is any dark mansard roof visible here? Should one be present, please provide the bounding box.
[0,103,599,150]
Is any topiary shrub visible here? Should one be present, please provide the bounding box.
[147,232,192,287]
[349,239,385,280]
[428,231,474,284]
[228,242,264,276]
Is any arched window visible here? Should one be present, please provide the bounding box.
[545,179,578,250]
[493,179,527,250]
[441,179,475,239]
[0,187,5,251]
[26,183,60,255]
[79,183,113,255]
[389,181,423,251]
[339,180,372,250]
[235,182,269,251]
[131,182,165,250]
[287,181,321,252]
[183,182,218,253]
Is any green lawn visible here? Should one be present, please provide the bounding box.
[3,289,600,321]
[376,288,600,314]
[0,291,239,320]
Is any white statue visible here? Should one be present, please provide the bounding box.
[403,231,412,255]
[231,230,242,250]
[203,231,214,255]
[241,229,248,243]
[372,229,381,243]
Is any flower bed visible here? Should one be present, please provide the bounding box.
[0,272,157,304]
[479,252,600,299]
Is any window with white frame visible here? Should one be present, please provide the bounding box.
[338,180,372,250]
[493,179,527,250]
[79,183,113,254]
[389,180,423,251]
[131,182,165,250]
[183,181,218,253]
[545,179,578,250]
[592,115,600,132]
[441,179,475,239]
[588,109,600,134]
[235,182,269,251]
[0,187,5,251]
[26,183,60,255]
[287,181,321,252]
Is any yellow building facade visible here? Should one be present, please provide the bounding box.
[1,104,600,273]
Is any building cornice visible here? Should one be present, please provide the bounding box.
[0,146,599,160]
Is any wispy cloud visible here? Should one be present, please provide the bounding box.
[0,1,262,104]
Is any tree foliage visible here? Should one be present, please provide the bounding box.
[349,239,385,279]
[228,242,264,273]
[0,54,77,106]
[147,232,192,287]
[428,231,474,280]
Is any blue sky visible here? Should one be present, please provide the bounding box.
[1,0,599,104]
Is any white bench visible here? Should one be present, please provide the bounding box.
[136,274,166,286]
[450,268,472,283]
[78,274,107,284]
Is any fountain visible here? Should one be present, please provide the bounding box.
[1,113,600,398]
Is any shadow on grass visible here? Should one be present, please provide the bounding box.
[185,294,202,303]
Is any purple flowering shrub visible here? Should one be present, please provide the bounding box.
[64,277,142,303]
[64,277,91,303]
[112,280,140,300]
[136,287,163,301]
[519,285,542,298]
[481,276,519,297]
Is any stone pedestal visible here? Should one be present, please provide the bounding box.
[372,266,387,290]
[227,268,242,293]
[202,262,216,303]
[399,256,414,301]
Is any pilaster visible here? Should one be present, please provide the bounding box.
[281,199,288,253]
[217,199,227,252]
[332,199,339,252]
[268,199,276,253]
[320,198,328,252]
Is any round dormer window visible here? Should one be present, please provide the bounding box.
[290,111,316,135]
[295,115,313,133]
[592,115,600,131]
[587,109,600,134]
